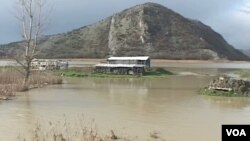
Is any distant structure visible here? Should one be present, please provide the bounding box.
[94,56,150,75]
[31,59,68,70]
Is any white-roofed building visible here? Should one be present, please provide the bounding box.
[94,56,151,75]
[31,59,69,70]
[108,56,150,60]
[107,56,150,68]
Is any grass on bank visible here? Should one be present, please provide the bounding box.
[56,67,173,78]
[234,70,250,78]
[0,67,62,99]
[199,88,250,97]
[18,116,166,141]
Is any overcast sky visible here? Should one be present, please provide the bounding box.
[0,0,249,49]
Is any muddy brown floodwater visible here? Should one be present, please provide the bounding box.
[0,61,250,141]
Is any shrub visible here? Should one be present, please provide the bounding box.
[0,68,63,99]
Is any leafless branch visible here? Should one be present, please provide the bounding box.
[14,0,50,85]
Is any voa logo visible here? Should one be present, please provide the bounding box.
[226,129,246,136]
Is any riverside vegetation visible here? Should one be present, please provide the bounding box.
[200,76,250,97]
[56,67,173,78]
[235,70,250,78]
[18,116,167,141]
[0,67,63,100]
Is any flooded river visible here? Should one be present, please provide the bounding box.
[1,69,250,140]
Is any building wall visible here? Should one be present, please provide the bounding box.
[108,59,150,67]
[109,60,138,64]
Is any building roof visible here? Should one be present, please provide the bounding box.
[107,56,150,61]
[94,64,145,68]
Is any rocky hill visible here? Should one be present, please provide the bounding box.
[0,2,249,60]
[240,50,250,57]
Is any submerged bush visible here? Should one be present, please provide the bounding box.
[200,76,250,97]
[200,88,250,97]
[18,117,126,141]
[17,116,167,141]
[0,69,63,99]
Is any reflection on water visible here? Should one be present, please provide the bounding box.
[0,75,250,141]
[167,67,247,76]
[204,96,250,109]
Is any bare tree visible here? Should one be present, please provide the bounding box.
[15,0,47,86]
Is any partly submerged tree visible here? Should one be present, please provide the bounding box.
[15,0,48,86]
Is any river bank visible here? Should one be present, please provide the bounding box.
[0,67,63,100]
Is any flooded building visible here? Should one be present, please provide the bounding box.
[31,59,68,70]
[94,56,150,75]
[107,56,150,68]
